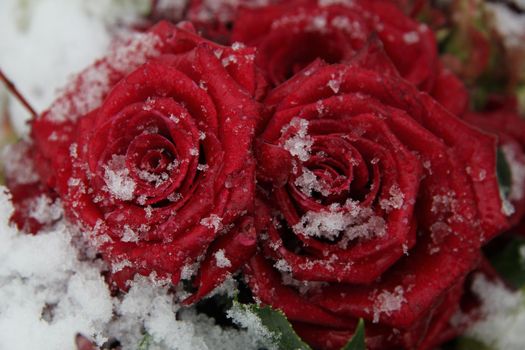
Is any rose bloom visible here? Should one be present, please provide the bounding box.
[185,0,279,44]
[6,21,260,301]
[464,98,525,229]
[231,0,468,117]
[248,46,509,349]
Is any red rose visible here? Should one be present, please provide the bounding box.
[186,0,280,44]
[464,98,525,228]
[4,141,60,234]
[10,21,260,301]
[231,0,468,116]
[248,46,509,349]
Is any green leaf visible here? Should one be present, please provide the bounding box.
[456,336,493,350]
[497,147,512,198]
[233,302,312,350]
[517,84,525,117]
[490,237,525,289]
[341,319,366,350]
[138,333,152,350]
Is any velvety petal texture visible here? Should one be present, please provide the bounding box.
[464,99,525,228]
[249,50,509,349]
[10,21,259,302]
[2,3,516,350]
[231,0,468,116]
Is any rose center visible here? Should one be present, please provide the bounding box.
[140,149,174,173]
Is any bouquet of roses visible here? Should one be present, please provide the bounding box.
[1,0,524,349]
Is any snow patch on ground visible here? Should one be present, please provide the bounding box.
[0,187,269,350]
[0,0,150,135]
[466,274,525,350]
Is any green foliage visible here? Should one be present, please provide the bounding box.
[138,333,152,350]
[490,237,525,289]
[235,302,312,350]
[497,148,512,198]
[455,336,493,350]
[341,319,366,350]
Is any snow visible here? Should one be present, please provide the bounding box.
[282,118,314,162]
[27,194,63,225]
[465,274,525,350]
[121,225,140,243]
[402,31,420,44]
[47,30,160,123]
[327,73,343,94]
[318,0,355,6]
[501,143,525,202]
[226,303,277,350]
[205,275,238,299]
[178,307,263,350]
[138,167,172,188]
[309,15,328,32]
[372,286,406,323]
[0,186,279,349]
[0,188,114,349]
[214,249,232,268]
[200,214,223,232]
[487,3,525,48]
[1,141,39,185]
[103,155,136,201]
[231,42,245,51]
[47,64,111,123]
[0,0,151,135]
[180,262,200,281]
[501,195,516,216]
[293,199,386,247]
[189,0,271,23]
[274,259,293,273]
[431,191,457,214]
[294,167,330,197]
[379,184,405,212]
[111,276,203,350]
[280,271,327,295]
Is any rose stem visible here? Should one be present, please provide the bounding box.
[150,0,157,18]
[0,68,37,118]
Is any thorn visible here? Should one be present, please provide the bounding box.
[0,68,37,118]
